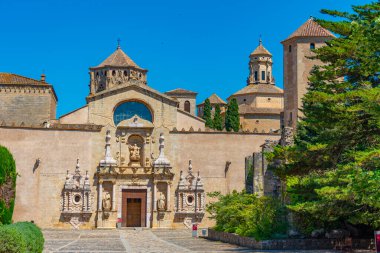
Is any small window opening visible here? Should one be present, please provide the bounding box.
[254,71,258,81]
[289,45,292,52]
[261,71,265,81]
[310,43,315,50]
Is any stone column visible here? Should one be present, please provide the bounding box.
[166,182,171,211]
[112,181,116,211]
[98,180,103,211]
[153,182,157,211]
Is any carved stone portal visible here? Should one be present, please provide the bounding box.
[60,159,93,229]
[175,160,205,223]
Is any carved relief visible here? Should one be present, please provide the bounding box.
[60,159,93,229]
[175,160,205,214]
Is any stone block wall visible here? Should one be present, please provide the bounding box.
[0,85,56,125]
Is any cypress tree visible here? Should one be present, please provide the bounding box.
[0,146,17,225]
[203,98,213,128]
[213,104,223,131]
[225,98,240,132]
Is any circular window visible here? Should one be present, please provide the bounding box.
[186,195,194,205]
[73,194,82,204]
[114,101,153,125]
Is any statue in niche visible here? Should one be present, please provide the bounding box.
[157,192,166,211]
[102,192,112,211]
[128,144,141,162]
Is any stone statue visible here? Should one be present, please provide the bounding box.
[157,192,166,211]
[102,192,112,211]
[128,144,141,161]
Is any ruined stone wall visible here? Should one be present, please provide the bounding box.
[0,85,56,125]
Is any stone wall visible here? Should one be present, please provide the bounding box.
[0,126,101,229]
[0,85,56,125]
[206,229,373,250]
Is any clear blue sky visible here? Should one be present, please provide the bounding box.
[0,0,369,117]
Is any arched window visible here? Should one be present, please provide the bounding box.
[113,101,152,125]
[261,71,265,81]
[184,101,191,113]
[310,43,315,50]
[254,71,258,81]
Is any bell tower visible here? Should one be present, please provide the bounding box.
[247,39,275,86]
[88,42,148,95]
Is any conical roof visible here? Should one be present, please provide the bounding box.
[198,93,227,106]
[95,46,142,69]
[282,18,335,43]
[250,39,272,56]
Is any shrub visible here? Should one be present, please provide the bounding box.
[0,145,17,225]
[0,222,44,253]
[206,191,287,241]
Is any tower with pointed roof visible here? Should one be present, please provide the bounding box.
[281,18,335,128]
[88,44,148,95]
[247,39,275,86]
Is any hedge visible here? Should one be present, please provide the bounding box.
[0,145,17,225]
[0,222,44,253]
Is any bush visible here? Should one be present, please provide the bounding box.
[0,145,17,225]
[206,191,287,241]
[0,222,44,253]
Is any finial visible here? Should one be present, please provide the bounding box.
[259,35,262,46]
[117,38,121,49]
[76,158,80,171]
[309,16,315,21]
[188,160,192,171]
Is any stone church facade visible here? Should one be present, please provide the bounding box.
[0,18,333,229]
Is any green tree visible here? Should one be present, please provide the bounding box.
[212,104,223,130]
[202,98,213,128]
[0,146,17,225]
[268,2,380,234]
[225,98,240,132]
[206,191,287,241]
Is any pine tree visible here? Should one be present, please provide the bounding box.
[269,2,380,233]
[213,104,223,131]
[203,98,213,128]
[225,98,240,132]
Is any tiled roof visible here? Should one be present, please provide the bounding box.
[0,73,46,85]
[250,40,272,56]
[283,18,335,42]
[95,47,143,69]
[165,88,198,95]
[231,84,283,96]
[198,93,227,106]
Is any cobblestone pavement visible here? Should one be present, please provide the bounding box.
[43,229,340,253]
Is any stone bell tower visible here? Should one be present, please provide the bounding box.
[247,39,275,86]
[88,42,148,95]
[281,18,335,128]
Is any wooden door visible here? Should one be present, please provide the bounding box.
[126,198,141,227]
[122,189,147,227]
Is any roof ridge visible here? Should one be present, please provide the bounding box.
[0,73,46,85]
[282,18,335,42]
[95,48,142,69]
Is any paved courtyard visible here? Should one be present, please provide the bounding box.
[43,229,339,253]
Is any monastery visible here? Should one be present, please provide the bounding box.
[0,18,334,229]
